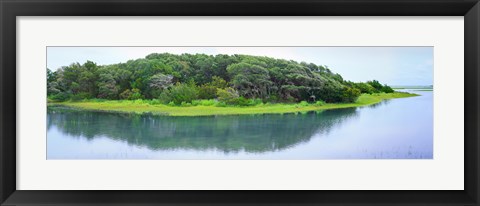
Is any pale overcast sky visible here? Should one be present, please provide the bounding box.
[47,47,433,86]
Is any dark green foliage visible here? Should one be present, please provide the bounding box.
[367,80,383,91]
[367,80,394,93]
[227,62,272,99]
[381,85,394,93]
[198,85,218,99]
[216,87,239,104]
[342,87,362,103]
[71,92,94,101]
[49,92,72,102]
[47,53,392,104]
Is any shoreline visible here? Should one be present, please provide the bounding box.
[48,92,419,116]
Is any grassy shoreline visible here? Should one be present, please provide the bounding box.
[48,92,419,116]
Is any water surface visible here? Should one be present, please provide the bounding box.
[47,91,433,159]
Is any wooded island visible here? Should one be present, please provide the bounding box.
[47,53,417,116]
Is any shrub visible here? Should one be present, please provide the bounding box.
[198,85,217,99]
[119,89,133,100]
[191,100,200,106]
[149,99,161,105]
[381,85,394,93]
[264,95,279,103]
[129,88,144,100]
[216,87,239,103]
[134,99,150,104]
[367,80,383,92]
[200,99,216,106]
[228,97,249,106]
[197,76,228,99]
[90,98,106,102]
[169,83,199,104]
[49,92,71,102]
[285,96,297,103]
[120,88,144,100]
[191,99,216,106]
[210,76,228,89]
[71,92,93,101]
[247,98,263,106]
[214,101,227,107]
[298,101,309,106]
[342,87,361,103]
[158,90,173,104]
[315,100,326,106]
[180,101,192,107]
[354,82,375,94]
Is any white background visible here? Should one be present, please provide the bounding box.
[17,17,464,190]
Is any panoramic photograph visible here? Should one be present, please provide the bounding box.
[46,47,433,159]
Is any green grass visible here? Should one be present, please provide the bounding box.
[48,92,419,116]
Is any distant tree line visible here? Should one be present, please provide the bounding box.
[47,53,394,105]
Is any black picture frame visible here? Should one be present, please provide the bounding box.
[1,0,479,205]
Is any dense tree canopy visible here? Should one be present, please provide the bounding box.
[47,53,394,104]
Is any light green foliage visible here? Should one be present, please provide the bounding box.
[180,101,192,107]
[298,101,309,106]
[192,99,216,106]
[315,100,326,106]
[50,92,418,116]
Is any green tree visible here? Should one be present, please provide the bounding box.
[367,80,383,92]
[227,62,272,99]
[342,87,361,103]
[148,74,173,97]
[198,76,228,99]
[216,87,239,104]
[354,82,376,94]
[97,72,119,99]
[168,83,199,104]
[47,53,395,104]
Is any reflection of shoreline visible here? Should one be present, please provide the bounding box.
[47,107,358,154]
[364,99,390,109]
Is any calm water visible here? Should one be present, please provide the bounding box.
[47,90,433,159]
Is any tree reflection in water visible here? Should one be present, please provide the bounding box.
[47,107,359,154]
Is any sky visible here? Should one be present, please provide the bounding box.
[47,47,433,86]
